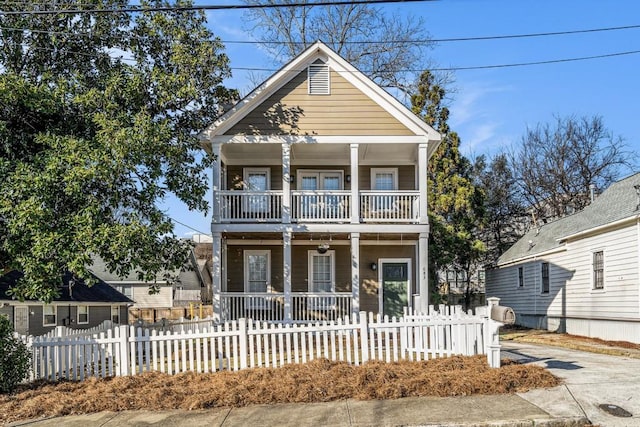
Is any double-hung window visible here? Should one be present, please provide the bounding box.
[541,263,550,294]
[77,305,89,324]
[111,306,120,324]
[43,305,57,326]
[244,250,271,310]
[593,251,604,290]
[308,250,335,309]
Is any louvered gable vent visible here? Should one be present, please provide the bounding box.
[308,63,330,95]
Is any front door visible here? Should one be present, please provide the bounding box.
[298,171,343,218]
[14,305,29,335]
[380,261,410,318]
[243,168,270,214]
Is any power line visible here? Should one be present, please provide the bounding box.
[169,217,211,236]
[0,0,434,15]
[1,23,639,44]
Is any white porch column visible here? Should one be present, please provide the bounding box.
[351,232,360,314]
[283,229,292,323]
[282,143,291,224]
[418,232,429,313]
[212,144,222,224]
[212,232,222,322]
[418,143,428,224]
[350,144,359,224]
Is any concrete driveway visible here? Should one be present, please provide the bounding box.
[502,341,640,427]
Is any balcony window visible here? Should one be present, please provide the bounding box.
[371,168,398,191]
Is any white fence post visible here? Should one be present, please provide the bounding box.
[238,318,248,369]
[485,297,501,368]
[117,325,130,376]
[359,311,369,363]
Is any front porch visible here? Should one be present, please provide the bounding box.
[211,233,430,323]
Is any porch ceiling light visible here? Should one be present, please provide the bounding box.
[317,243,330,254]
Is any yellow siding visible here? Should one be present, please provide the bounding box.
[226,70,415,136]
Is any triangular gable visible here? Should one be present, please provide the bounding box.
[202,42,440,141]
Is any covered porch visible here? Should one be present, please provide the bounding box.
[211,232,429,323]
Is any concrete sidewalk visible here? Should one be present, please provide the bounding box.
[9,393,588,427]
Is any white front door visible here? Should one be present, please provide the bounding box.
[243,168,270,213]
[14,305,29,335]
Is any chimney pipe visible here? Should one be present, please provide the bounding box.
[589,183,596,203]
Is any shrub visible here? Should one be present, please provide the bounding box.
[0,315,31,393]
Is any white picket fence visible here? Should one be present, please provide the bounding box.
[21,303,502,383]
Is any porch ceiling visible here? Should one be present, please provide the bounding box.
[221,143,418,165]
[222,232,419,242]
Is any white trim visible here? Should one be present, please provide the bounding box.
[370,168,398,191]
[43,304,57,327]
[496,246,567,267]
[377,258,412,316]
[211,135,430,145]
[225,239,418,246]
[213,223,430,234]
[307,250,336,294]
[77,305,89,325]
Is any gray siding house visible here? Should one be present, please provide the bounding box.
[0,270,131,336]
[486,173,640,344]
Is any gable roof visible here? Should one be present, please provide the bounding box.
[0,271,133,304]
[200,41,441,146]
[497,172,640,266]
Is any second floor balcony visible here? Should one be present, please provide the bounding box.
[217,190,421,223]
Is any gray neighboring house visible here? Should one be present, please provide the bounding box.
[91,251,206,308]
[0,270,131,336]
[486,173,640,344]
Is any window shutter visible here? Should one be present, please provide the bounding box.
[308,64,330,95]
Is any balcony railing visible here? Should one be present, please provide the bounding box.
[217,190,421,223]
[220,292,352,323]
[291,191,350,222]
[219,190,283,222]
[360,191,419,223]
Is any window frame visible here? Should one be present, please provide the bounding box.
[370,168,398,191]
[77,305,89,325]
[592,250,605,291]
[517,266,524,288]
[540,262,550,294]
[307,250,336,294]
[43,305,57,327]
[111,305,120,324]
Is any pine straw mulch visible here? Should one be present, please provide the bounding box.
[0,355,560,425]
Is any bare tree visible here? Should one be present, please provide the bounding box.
[510,115,636,224]
[242,0,435,93]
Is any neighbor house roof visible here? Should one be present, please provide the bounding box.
[497,172,640,266]
[0,270,133,304]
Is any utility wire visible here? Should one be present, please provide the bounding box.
[12,44,640,72]
[1,23,639,44]
[0,0,434,15]
[169,217,211,236]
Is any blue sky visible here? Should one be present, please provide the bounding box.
[167,0,640,237]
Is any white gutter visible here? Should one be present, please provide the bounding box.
[557,214,639,242]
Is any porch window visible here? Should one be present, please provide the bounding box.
[77,305,89,324]
[244,250,271,309]
[371,168,398,191]
[593,251,604,290]
[111,306,120,324]
[541,262,549,294]
[297,171,344,219]
[308,250,335,309]
[243,168,270,213]
[43,305,56,326]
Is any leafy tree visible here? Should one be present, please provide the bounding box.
[242,0,434,93]
[0,0,236,301]
[411,71,485,309]
[0,316,31,393]
[510,115,635,224]
[473,153,527,266]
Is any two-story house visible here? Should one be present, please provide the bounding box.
[199,42,441,323]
